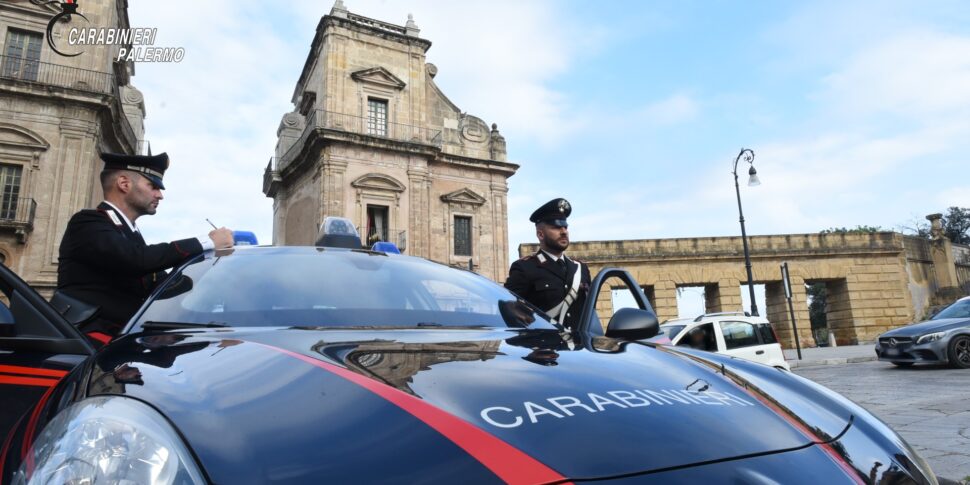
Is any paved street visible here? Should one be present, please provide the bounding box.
[795,361,970,481]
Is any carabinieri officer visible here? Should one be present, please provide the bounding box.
[505,198,591,331]
[56,152,234,345]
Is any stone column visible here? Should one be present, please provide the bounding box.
[653,280,679,323]
[704,278,743,314]
[765,276,813,349]
[490,180,509,283]
[320,153,347,220]
[926,213,963,304]
[407,166,431,258]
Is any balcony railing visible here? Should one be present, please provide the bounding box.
[361,226,407,252]
[0,54,114,95]
[279,110,442,172]
[0,197,36,242]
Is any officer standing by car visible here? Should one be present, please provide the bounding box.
[56,152,234,345]
[505,198,591,331]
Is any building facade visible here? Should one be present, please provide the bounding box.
[264,2,516,281]
[0,0,145,294]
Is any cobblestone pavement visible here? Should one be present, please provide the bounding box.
[796,361,970,481]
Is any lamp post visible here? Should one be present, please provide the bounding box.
[732,148,761,317]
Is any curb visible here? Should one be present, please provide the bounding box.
[787,356,877,369]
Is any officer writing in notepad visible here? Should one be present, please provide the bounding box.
[56,152,234,345]
[505,198,591,331]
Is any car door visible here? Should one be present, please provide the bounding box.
[576,267,657,340]
[0,263,93,449]
[715,320,768,365]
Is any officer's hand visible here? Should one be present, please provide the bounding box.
[209,227,234,249]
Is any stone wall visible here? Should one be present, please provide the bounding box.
[521,232,916,346]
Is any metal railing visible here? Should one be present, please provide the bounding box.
[360,226,407,251]
[0,54,113,95]
[0,197,36,228]
[279,110,442,171]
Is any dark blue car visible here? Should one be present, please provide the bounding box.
[0,246,940,483]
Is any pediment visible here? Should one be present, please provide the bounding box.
[351,173,406,193]
[0,123,49,151]
[440,188,486,206]
[351,67,406,90]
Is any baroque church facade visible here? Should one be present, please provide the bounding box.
[264,1,516,282]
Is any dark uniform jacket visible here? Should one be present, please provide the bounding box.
[57,202,203,335]
[504,251,591,331]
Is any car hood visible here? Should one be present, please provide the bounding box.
[88,328,854,483]
[879,318,970,337]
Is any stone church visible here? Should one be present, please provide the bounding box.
[263,1,516,282]
[0,0,145,294]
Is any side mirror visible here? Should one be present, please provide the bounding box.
[605,307,659,340]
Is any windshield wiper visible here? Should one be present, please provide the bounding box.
[142,321,230,330]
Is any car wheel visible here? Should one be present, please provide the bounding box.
[948,335,970,369]
[891,362,913,367]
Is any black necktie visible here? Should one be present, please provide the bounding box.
[557,258,567,273]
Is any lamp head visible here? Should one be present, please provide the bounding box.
[747,165,761,187]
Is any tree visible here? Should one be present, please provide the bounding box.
[942,206,970,245]
[898,207,970,244]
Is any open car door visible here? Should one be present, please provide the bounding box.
[577,267,660,342]
[0,263,94,476]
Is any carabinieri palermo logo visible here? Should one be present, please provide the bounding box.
[46,0,87,57]
[44,0,185,62]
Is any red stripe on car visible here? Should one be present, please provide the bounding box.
[257,342,569,485]
[0,365,68,379]
[0,375,61,388]
[86,332,112,344]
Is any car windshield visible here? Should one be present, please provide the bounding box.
[659,324,686,340]
[932,299,970,320]
[132,248,559,330]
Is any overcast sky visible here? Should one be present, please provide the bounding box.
[125,1,970,315]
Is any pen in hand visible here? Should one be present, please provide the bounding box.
[206,218,217,230]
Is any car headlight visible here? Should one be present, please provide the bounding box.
[13,396,205,485]
[916,332,945,345]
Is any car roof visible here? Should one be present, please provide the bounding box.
[662,313,771,327]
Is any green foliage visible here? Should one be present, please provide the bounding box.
[942,206,970,245]
[820,225,885,234]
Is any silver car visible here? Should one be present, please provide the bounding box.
[875,296,970,368]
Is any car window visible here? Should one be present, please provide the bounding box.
[134,249,559,330]
[932,299,970,320]
[675,323,716,351]
[719,321,761,349]
[659,324,686,341]
[757,324,777,344]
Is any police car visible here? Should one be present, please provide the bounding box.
[0,219,938,483]
[660,312,791,370]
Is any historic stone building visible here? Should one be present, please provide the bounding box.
[0,0,145,294]
[264,2,515,281]
[523,214,970,348]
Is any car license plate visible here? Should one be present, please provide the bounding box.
[884,348,899,356]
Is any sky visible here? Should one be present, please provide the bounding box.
[123,1,970,316]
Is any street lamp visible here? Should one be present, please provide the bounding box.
[733,148,760,317]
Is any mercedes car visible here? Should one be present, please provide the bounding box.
[0,227,940,483]
[875,296,970,369]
